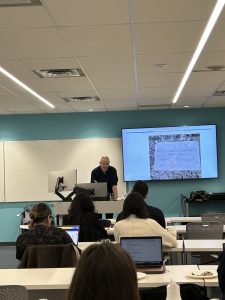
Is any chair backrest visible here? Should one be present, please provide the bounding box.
[79,226,106,242]
[186,221,223,239]
[18,244,79,268]
[202,213,225,225]
[0,285,28,300]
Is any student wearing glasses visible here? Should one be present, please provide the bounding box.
[16,203,74,260]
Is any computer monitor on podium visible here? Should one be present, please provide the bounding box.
[48,169,77,193]
[74,182,108,201]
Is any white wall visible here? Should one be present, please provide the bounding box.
[3,138,126,202]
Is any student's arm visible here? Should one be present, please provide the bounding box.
[148,219,178,248]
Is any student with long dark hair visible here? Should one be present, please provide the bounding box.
[117,180,166,228]
[114,192,177,247]
[68,243,140,300]
[63,192,107,239]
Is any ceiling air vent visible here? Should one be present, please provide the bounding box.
[63,96,100,102]
[33,68,85,78]
[212,90,225,96]
[0,0,41,6]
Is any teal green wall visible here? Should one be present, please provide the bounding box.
[1,107,225,241]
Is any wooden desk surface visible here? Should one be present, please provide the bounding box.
[0,265,218,289]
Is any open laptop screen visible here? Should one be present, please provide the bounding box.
[120,236,163,266]
[59,226,80,246]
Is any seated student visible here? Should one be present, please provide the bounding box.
[68,242,140,300]
[114,192,177,248]
[16,203,75,260]
[117,180,166,228]
[63,192,107,239]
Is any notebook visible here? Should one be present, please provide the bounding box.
[120,236,165,274]
[59,225,80,246]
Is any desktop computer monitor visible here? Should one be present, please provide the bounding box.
[74,182,108,201]
[48,169,77,193]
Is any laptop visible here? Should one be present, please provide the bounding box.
[120,236,165,274]
[59,225,80,246]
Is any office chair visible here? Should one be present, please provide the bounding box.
[186,221,223,265]
[18,244,79,268]
[202,213,225,225]
[0,285,28,300]
[186,221,223,239]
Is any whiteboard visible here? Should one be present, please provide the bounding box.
[4,138,126,202]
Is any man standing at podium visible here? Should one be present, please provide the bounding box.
[91,156,118,218]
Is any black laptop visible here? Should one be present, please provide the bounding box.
[120,236,165,274]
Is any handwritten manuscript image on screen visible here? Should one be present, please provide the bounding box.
[149,134,201,180]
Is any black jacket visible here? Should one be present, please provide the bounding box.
[63,211,107,237]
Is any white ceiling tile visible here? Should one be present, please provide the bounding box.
[187,71,225,86]
[195,50,225,70]
[62,25,132,56]
[0,59,37,79]
[0,6,54,28]
[139,87,175,100]
[0,28,71,58]
[90,75,136,89]
[135,21,206,54]
[133,0,216,23]
[103,99,137,108]
[139,98,172,105]
[25,77,94,93]
[136,53,192,74]
[21,58,79,70]
[78,55,134,76]
[203,19,225,51]
[138,73,182,88]
[180,85,218,98]
[43,0,129,25]
[98,89,137,101]
[173,96,208,106]
[204,95,225,107]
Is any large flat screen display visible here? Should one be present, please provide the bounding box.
[122,125,218,181]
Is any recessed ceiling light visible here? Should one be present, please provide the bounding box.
[0,66,55,109]
[184,106,189,108]
[172,0,225,104]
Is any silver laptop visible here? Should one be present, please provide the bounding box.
[120,236,165,274]
[59,225,80,246]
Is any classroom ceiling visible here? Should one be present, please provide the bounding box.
[0,0,225,114]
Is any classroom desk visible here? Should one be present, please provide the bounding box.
[166,216,202,224]
[0,265,218,289]
[78,240,225,253]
